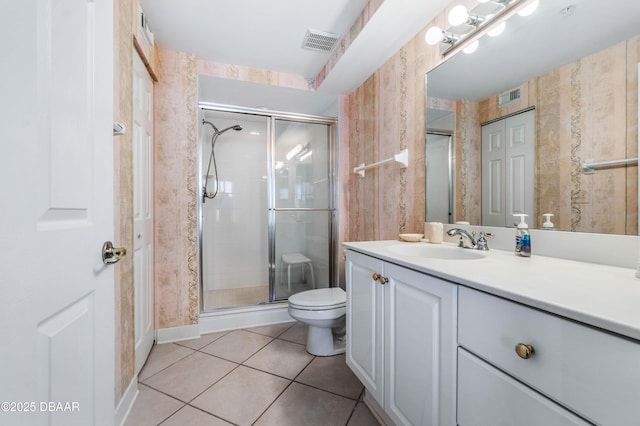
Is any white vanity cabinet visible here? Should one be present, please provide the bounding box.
[458,286,640,426]
[345,250,457,426]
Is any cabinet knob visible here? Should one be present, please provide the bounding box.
[515,343,535,359]
[372,273,388,284]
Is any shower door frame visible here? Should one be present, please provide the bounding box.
[198,103,338,312]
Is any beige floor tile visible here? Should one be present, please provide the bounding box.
[200,329,273,363]
[246,321,296,337]
[244,338,314,379]
[175,331,228,350]
[347,402,381,426]
[278,322,308,345]
[139,343,195,381]
[296,354,364,399]
[254,382,356,426]
[191,365,290,426]
[123,384,184,426]
[162,405,233,426]
[142,351,237,402]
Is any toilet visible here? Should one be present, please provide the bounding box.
[288,287,346,356]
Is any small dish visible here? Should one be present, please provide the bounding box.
[398,233,424,242]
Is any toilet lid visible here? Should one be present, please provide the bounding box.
[289,287,346,308]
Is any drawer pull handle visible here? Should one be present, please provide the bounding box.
[515,343,535,359]
[371,273,388,285]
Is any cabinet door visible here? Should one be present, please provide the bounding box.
[345,250,384,406]
[385,262,457,426]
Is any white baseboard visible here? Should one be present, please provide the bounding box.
[154,303,292,344]
[362,391,392,426]
[115,376,139,426]
[155,324,200,344]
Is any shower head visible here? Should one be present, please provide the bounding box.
[202,119,242,135]
[220,125,242,134]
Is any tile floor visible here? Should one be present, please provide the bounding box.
[125,322,380,426]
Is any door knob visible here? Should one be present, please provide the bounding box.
[102,241,127,265]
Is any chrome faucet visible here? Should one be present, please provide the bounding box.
[447,228,477,249]
[446,228,494,250]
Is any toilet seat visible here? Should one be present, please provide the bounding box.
[288,287,346,311]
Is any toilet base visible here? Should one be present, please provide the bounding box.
[306,325,346,356]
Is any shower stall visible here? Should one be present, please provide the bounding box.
[199,105,336,312]
[426,108,456,224]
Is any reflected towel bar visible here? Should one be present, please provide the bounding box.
[582,157,638,174]
[353,149,408,178]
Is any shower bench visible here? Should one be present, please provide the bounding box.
[281,253,315,292]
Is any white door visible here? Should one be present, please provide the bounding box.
[133,52,155,374]
[482,120,506,227]
[482,110,535,227]
[504,111,535,223]
[0,1,114,426]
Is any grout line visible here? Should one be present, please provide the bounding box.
[250,378,296,425]
[133,383,186,426]
[138,344,197,383]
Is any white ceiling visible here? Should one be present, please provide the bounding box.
[139,0,451,114]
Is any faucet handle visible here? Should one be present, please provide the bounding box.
[476,232,493,251]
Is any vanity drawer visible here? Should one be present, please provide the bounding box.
[458,286,640,426]
[458,348,589,426]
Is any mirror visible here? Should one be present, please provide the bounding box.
[426,0,640,234]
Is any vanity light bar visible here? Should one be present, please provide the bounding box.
[426,0,539,57]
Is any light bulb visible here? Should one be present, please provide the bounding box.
[518,0,539,16]
[487,21,506,37]
[425,26,444,45]
[448,5,469,26]
[463,40,479,54]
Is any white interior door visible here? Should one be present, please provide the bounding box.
[505,111,535,223]
[482,110,535,227]
[0,1,114,425]
[482,120,506,226]
[133,52,155,375]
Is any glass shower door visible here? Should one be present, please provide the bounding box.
[271,119,334,300]
[201,111,270,310]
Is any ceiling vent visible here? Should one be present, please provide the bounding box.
[302,29,340,52]
[498,86,522,107]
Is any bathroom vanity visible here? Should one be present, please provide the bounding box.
[344,241,640,426]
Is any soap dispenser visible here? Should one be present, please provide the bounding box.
[542,213,555,230]
[514,214,531,257]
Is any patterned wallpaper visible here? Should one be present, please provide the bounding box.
[154,48,200,329]
[114,0,135,403]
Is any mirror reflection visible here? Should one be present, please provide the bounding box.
[426,0,640,234]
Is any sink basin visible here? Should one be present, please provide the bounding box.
[388,244,485,260]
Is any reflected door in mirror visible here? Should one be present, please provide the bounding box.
[482,110,535,227]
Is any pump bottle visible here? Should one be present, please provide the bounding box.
[514,214,531,257]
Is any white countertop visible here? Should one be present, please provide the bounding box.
[343,240,640,342]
